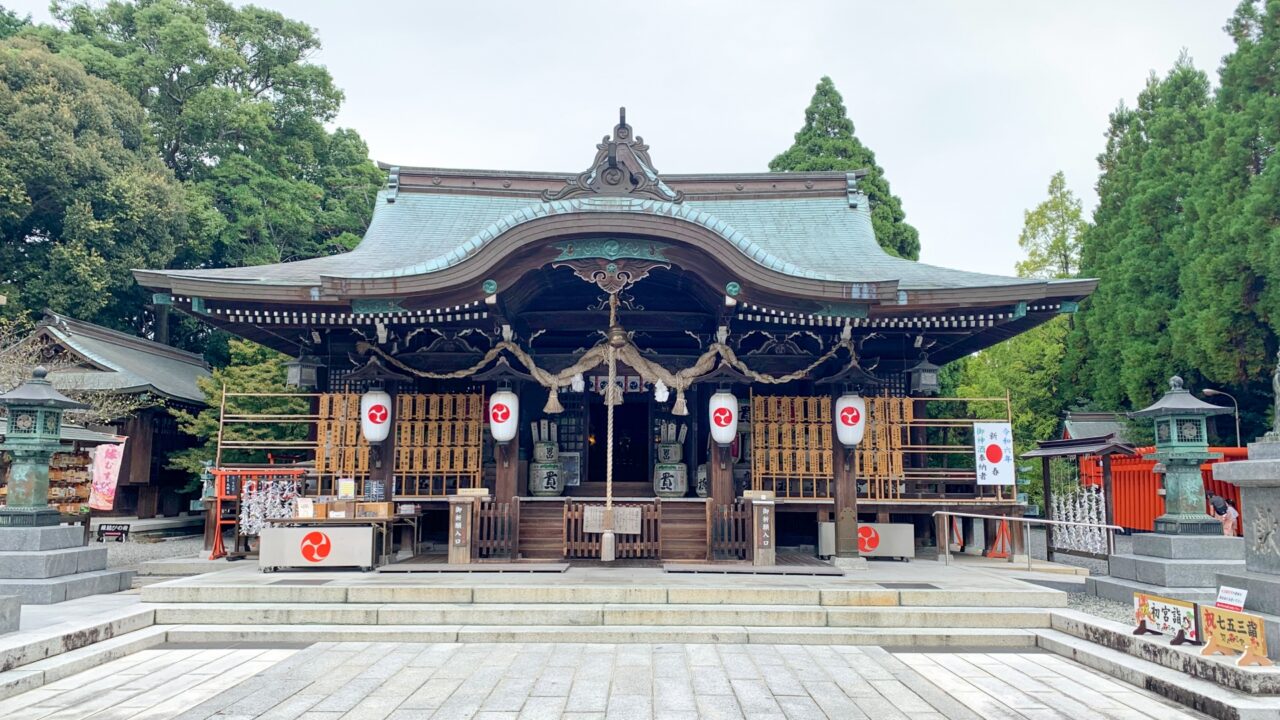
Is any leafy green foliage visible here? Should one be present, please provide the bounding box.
[771,77,920,259]
[168,339,307,486]
[1065,13,1277,441]
[0,6,28,39]
[0,0,381,340]
[1016,172,1086,279]
[0,38,195,329]
[43,0,384,272]
[1065,59,1213,416]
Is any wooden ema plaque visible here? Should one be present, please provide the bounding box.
[583,505,641,535]
[1133,592,1200,645]
[1201,605,1274,667]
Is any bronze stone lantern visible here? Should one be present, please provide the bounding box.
[0,367,88,527]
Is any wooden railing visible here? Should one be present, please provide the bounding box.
[563,500,662,559]
[475,499,519,560]
[709,500,752,562]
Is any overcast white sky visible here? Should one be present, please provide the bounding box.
[9,0,1240,275]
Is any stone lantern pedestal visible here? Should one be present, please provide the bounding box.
[1087,376,1245,604]
[0,368,133,604]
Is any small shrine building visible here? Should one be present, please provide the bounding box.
[134,111,1096,562]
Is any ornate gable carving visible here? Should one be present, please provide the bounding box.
[543,108,684,203]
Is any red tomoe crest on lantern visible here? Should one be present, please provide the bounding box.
[488,390,519,443]
[708,391,738,446]
[360,390,392,442]
[834,394,866,448]
[491,403,511,423]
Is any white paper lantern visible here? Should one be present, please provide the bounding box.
[489,390,519,443]
[708,390,739,446]
[360,390,393,443]
[834,393,867,448]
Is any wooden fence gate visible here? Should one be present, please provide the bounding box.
[709,500,752,561]
[563,500,662,559]
[475,499,519,560]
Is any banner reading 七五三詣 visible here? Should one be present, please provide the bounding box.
[972,422,1014,486]
[89,440,127,511]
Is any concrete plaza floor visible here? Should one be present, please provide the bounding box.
[0,640,1211,720]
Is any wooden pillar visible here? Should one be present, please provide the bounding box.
[1041,455,1054,562]
[1101,453,1115,527]
[495,432,520,504]
[834,445,858,557]
[710,445,734,506]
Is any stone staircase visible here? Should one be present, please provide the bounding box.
[138,583,1062,647]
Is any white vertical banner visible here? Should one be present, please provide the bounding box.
[973,422,1014,486]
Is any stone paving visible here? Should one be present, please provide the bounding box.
[0,641,1210,720]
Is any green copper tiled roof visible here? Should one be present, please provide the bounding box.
[154,189,1036,291]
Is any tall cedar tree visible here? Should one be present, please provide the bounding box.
[771,77,920,259]
[1172,0,1279,436]
[1065,59,1214,417]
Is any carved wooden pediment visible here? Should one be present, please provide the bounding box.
[543,108,684,203]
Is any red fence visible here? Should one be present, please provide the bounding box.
[1080,447,1246,532]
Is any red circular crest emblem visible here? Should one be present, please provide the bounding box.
[366,404,389,424]
[984,444,1003,464]
[712,407,734,427]
[839,406,861,426]
[857,525,880,553]
[300,531,331,563]
[491,403,511,424]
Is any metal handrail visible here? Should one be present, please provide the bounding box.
[932,510,1123,572]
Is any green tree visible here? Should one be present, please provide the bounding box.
[0,38,200,330]
[40,0,383,270]
[771,76,920,259]
[1065,58,1214,416]
[0,6,28,38]
[1015,172,1086,278]
[169,338,306,486]
[1170,0,1279,436]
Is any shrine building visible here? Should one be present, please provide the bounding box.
[134,111,1096,563]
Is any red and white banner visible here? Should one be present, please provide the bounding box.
[88,440,127,511]
[973,422,1014,486]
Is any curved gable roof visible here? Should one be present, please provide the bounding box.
[143,184,1038,293]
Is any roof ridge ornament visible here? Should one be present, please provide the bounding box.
[543,107,684,204]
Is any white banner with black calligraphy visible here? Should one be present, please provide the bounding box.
[972,422,1014,486]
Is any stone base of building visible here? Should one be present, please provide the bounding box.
[1091,533,1245,606]
[0,527,134,605]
